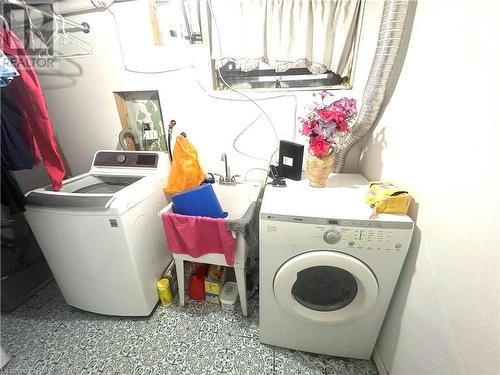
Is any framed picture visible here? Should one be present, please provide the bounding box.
[114,90,167,151]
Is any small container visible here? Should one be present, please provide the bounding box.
[220,282,239,313]
[157,278,173,306]
[205,292,220,304]
[205,265,227,296]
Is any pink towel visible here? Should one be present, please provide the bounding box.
[161,212,236,266]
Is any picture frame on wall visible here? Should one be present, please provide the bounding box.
[114,90,167,152]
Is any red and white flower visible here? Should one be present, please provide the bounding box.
[299,91,357,157]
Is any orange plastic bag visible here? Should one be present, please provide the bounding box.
[164,136,205,195]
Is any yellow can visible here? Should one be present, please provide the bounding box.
[157,278,173,306]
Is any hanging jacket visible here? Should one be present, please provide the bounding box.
[1,159,26,214]
[0,29,66,191]
[1,94,36,170]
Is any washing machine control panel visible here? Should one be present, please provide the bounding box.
[323,229,342,244]
[116,154,127,163]
[93,151,159,168]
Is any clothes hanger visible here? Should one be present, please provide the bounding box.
[0,15,10,30]
[57,15,92,58]
[38,11,59,58]
[41,12,92,59]
[22,0,47,50]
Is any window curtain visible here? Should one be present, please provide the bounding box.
[209,0,362,76]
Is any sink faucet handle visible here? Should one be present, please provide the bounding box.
[213,173,225,182]
[231,175,241,183]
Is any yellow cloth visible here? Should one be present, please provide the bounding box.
[164,136,205,195]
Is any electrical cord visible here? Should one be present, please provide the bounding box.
[244,167,268,182]
[232,113,268,161]
[296,350,328,374]
[206,0,279,160]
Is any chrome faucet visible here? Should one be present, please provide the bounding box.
[215,153,240,185]
[221,153,230,181]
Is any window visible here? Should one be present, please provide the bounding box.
[208,0,364,91]
[153,0,203,45]
[215,62,348,91]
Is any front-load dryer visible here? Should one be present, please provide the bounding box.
[25,151,172,316]
[259,173,413,359]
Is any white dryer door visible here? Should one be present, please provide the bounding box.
[273,251,378,324]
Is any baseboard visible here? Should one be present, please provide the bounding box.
[372,347,388,375]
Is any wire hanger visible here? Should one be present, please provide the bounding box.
[5,0,89,33]
[22,0,47,50]
[58,15,92,58]
[0,14,10,30]
[41,12,92,59]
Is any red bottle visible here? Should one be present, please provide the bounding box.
[187,264,207,300]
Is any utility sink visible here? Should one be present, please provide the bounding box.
[212,182,262,220]
[159,181,262,316]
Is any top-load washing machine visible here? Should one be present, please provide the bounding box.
[25,151,172,316]
[259,173,413,359]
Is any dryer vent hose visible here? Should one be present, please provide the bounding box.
[334,0,410,172]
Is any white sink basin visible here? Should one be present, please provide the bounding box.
[212,182,262,220]
[159,181,262,317]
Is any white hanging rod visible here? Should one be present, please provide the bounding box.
[5,0,90,33]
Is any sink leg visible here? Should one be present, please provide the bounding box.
[235,266,248,316]
[175,258,185,306]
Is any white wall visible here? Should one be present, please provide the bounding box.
[15,0,384,192]
[359,0,500,374]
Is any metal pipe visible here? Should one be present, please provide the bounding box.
[334,0,410,172]
[6,0,90,33]
[167,120,177,163]
[179,0,193,44]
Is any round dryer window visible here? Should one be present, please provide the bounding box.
[273,251,379,324]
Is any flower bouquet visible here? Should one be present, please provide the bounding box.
[300,91,357,187]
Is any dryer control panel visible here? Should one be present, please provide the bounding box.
[260,215,413,253]
[335,227,402,252]
[323,229,342,244]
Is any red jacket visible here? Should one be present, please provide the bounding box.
[1,29,66,190]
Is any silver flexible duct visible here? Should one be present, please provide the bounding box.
[334,0,410,172]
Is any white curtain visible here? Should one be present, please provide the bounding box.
[209,0,362,76]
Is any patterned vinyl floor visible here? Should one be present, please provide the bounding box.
[1,282,378,374]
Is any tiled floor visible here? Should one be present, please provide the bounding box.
[1,282,377,374]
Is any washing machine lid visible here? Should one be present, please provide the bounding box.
[25,174,144,209]
[25,151,167,210]
[274,250,378,324]
[54,175,143,194]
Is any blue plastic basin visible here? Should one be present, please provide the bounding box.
[171,184,228,218]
